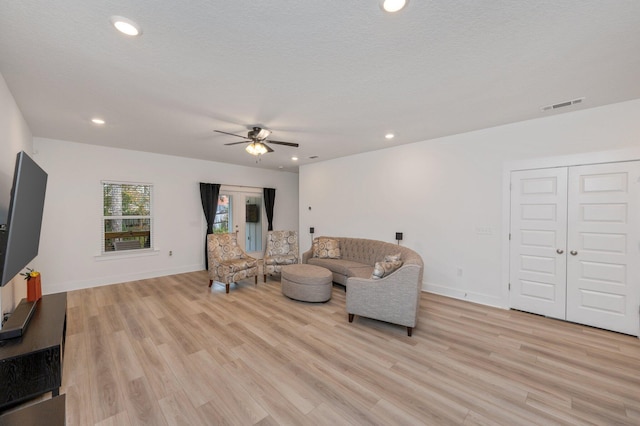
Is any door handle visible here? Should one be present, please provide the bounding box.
[556,249,564,254]
[570,250,578,256]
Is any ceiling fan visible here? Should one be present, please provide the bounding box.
[215,127,299,156]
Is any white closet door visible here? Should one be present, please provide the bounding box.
[566,161,640,335]
[509,168,568,319]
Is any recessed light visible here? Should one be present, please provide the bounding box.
[110,16,142,36]
[385,133,395,139]
[291,157,299,161]
[91,118,105,125]
[381,0,408,13]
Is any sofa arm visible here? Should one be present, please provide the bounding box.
[346,264,423,328]
[302,248,314,264]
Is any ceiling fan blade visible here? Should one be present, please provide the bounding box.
[267,140,299,148]
[214,130,248,139]
[264,143,275,153]
[224,141,249,146]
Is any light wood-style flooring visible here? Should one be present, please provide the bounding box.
[61,271,640,425]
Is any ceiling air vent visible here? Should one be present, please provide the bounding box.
[541,97,585,112]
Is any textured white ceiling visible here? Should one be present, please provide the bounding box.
[1,1,639,172]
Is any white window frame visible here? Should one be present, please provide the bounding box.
[100,180,154,256]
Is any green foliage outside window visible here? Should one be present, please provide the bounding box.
[103,183,151,217]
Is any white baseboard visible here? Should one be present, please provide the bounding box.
[423,282,506,309]
[43,264,204,294]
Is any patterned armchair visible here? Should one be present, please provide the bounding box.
[263,230,299,282]
[207,233,258,293]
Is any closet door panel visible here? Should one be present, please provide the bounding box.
[509,168,568,319]
[566,161,640,335]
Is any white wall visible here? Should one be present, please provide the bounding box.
[0,73,34,319]
[33,138,299,294]
[299,99,640,308]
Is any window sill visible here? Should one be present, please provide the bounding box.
[94,249,160,261]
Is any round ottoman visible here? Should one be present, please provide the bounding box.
[281,264,332,302]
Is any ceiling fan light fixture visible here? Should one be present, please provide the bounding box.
[246,142,268,156]
[381,0,408,13]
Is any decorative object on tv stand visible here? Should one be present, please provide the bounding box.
[21,268,42,302]
[396,232,403,245]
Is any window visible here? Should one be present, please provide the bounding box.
[102,182,152,253]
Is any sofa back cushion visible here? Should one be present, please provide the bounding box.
[371,259,403,279]
[266,230,298,256]
[313,237,342,259]
[332,238,422,268]
[208,233,244,261]
[384,253,402,262]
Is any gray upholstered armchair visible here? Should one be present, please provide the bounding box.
[207,233,258,293]
[263,230,299,282]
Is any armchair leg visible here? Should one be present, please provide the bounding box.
[264,274,267,283]
[225,283,230,293]
[407,327,413,337]
[348,313,354,323]
[208,280,213,288]
[255,275,258,286]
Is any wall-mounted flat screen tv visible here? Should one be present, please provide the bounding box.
[246,204,259,223]
[0,151,48,286]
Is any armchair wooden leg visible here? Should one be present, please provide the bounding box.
[255,275,258,286]
[264,274,266,283]
[407,327,413,337]
[208,280,213,288]
[348,313,354,323]
[225,283,230,293]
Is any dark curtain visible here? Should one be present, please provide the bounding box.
[200,183,221,269]
[264,188,276,231]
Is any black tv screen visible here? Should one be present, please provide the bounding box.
[0,151,48,287]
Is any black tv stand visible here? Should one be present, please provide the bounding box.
[0,299,38,340]
[0,292,67,413]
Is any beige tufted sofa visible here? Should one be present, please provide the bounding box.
[302,237,424,336]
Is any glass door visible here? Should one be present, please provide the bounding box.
[243,194,263,257]
[216,189,264,259]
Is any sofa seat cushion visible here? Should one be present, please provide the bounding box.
[307,258,370,277]
[220,258,258,273]
[264,254,297,266]
[347,266,375,279]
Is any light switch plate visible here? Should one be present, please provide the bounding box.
[475,227,493,235]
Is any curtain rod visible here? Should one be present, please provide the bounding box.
[201,182,276,190]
